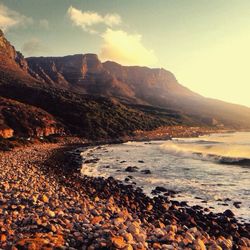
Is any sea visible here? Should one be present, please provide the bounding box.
[80,132,250,222]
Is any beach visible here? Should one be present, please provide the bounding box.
[0,140,249,249]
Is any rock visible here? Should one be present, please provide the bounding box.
[123,233,133,242]
[47,210,55,218]
[183,232,195,244]
[208,244,222,250]
[113,217,124,226]
[239,237,250,247]
[128,222,140,234]
[47,224,57,232]
[147,204,153,211]
[134,233,146,242]
[166,225,177,233]
[153,242,161,249]
[123,244,133,250]
[187,227,198,234]
[111,236,126,249]
[162,245,175,250]
[155,186,167,192]
[125,166,139,172]
[140,170,151,174]
[216,236,232,250]
[154,228,165,238]
[233,201,241,208]
[41,194,49,203]
[91,216,103,224]
[223,209,235,218]
[194,238,206,250]
[0,234,7,242]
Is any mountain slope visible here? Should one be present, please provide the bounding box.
[0,97,65,137]
[1,30,193,139]
[26,50,250,129]
[1,29,250,140]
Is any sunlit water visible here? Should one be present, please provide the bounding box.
[80,132,250,222]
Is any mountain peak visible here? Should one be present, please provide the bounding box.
[0,29,29,74]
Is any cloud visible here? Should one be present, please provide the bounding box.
[67,6,157,66]
[0,4,32,31]
[67,6,121,34]
[39,19,49,29]
[100,29,157,66]
[22,38,49,56]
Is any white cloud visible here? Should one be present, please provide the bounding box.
[39,19,49,29]
[22,38,49,56]
[100,29,157,66]
[67,6,157,66]
[67,6,121,34]
[0,4,32,31]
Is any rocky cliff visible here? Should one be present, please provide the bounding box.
[0,30,28,73]
[27,54,134,99]
[0,97,65,137]
[1,29,250,139]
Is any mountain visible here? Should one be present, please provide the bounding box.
[27,54,135,101]
[26,52,250,129]
[1,30,191,139]
[1,29,250,139]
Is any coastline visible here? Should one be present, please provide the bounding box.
[0,137,249,249]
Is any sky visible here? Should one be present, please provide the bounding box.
[0,0,250,107]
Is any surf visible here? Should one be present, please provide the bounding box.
[160,132,250,166]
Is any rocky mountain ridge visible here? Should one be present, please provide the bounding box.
[1,29,250,139]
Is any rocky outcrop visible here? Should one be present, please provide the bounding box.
[0,30,28,72]
[1,28,250,137]
[27,54,134,98]
[0,97,65,137]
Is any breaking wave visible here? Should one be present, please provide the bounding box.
[160,133,250,167]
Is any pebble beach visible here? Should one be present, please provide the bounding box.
[0,142,249,249]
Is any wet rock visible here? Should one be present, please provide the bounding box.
[223,209,235,218]
[233,201,241,208]
[125,166,139,172]
[153,187,167,193]
[140,169,151,174]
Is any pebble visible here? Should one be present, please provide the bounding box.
[0,143,248,249]
[111,236,126,248]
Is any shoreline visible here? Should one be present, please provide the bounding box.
[0,136,249,249]
[79,139,250,223]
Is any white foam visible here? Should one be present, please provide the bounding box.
[80,132,250,222]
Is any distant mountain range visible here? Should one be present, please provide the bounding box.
[1,29,250,139]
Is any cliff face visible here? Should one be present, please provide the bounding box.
[0,97,65,138]
[0,30,28,73]
[27,54,134,98]
[26,54,199,105]
[103,61,200,106]
[1,28,250,139]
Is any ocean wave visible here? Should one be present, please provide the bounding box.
[160,141,250,167]
[174,139,222,145]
